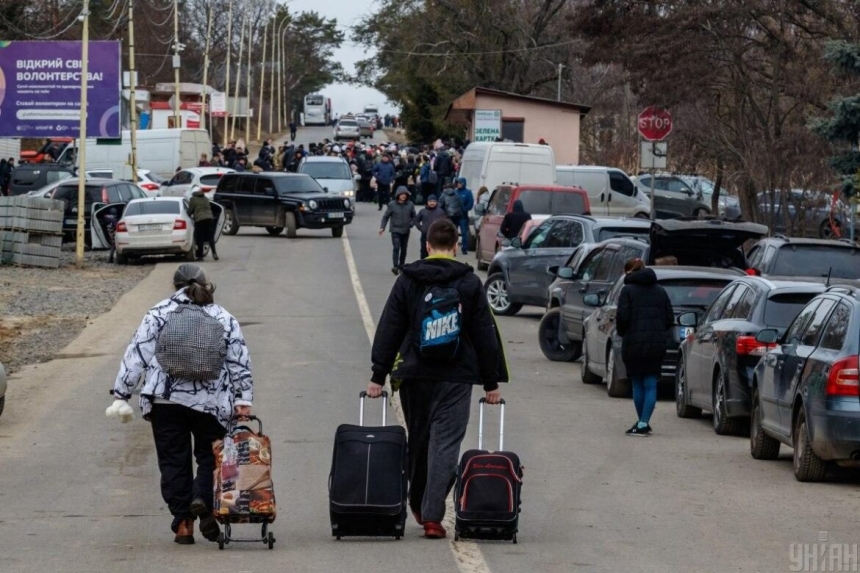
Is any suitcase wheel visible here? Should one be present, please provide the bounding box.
[267,532,275,549]
[217,533,225,550]
[512,533,517,544]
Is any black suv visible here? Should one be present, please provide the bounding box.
[539,218,768,362]
[746,236,860,279]
[50,178,143,242]
[214,172,354,238]
[9,163,76,196]
[484,215,650,317]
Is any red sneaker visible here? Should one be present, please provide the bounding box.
[423,521,447,539]
[411,509,424,526]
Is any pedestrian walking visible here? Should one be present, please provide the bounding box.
[372,153,396,211]
[1,158,14,196]
[615,258,674,436]
[500,199,531,240]
[187,189,219,261]
[289,121,297,142]
[379,186,416,274]
[414,194,446,259]
[107,264,254,545]
[453,177,474,254]
[367,218,507,539]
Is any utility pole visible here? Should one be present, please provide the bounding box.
[172,0,182,128]
[127,0,138,178]
[278,26,286,133]
[256,19,268,142]
[269,18,283,135]
[223,0,233,141]
[201,2,214,135]
[75,0,91,267]
[557,63,564,102]
[244,14,252,141]
[231,11,247,140]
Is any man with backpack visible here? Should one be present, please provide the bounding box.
[439,183,469,252]
[367,219,507,540]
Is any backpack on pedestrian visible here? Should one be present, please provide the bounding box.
[155,304,227,380]
[415,279,463,361]
[442,191,464,218]
[428,169,439,185]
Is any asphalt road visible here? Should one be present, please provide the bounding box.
[1,127,859,573]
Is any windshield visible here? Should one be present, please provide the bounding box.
[305,95,324,106]
[772,246,860,279]
[597,227,650,241]
[275,176,324,194]
[660,279,733,309]
[300,162,351,180]
[764,292,819,328]
[124,201,181,216]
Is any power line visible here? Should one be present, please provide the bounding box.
[343,38,579,57]
[0,6,85,40]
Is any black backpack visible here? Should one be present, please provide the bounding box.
[443,191,464,218]
[415,279,463,361]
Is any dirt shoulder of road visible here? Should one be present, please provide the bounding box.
[0,248,152,373]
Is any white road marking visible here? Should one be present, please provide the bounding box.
[342,230,493,573]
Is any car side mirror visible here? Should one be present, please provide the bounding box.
[677,312,698,327]
[556,267,575,279]
[755,329,780,344]
[323,187,329,192]
[510,237,522,249]
[583,293,602,307]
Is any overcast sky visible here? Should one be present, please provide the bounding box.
[286,0,400,117]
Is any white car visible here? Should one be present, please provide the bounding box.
[333,118,361,141]
[298,156,359,208]
[106,197,224,264]
[85,168,164,197]
[161,167,235,200]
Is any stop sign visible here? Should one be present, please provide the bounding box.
[638,106,673,141]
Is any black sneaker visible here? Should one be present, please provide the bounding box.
[625,424,651,437]
[391,267,400,275]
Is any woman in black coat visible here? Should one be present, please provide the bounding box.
[616,259,674,436]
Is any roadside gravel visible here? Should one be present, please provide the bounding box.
[0,247,153,373]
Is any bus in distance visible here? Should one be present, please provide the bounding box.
[304,94,331,126]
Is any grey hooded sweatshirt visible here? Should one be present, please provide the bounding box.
[381,186,417,234]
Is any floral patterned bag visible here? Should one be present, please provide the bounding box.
[213,416,276,523]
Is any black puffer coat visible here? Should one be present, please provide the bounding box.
[616,268,674,377]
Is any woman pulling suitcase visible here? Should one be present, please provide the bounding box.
[106,263,255,545]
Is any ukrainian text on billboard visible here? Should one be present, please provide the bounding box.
[0,40,121,138]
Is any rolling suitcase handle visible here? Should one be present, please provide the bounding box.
[478,397,506,451]
[358,390,389,426]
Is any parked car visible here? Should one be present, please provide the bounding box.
[85,168,163,196]
[756,189,848,239]
[214,172,354,238]
[104,197,224,264]
[484,215,650,319]
[161,167,235,200]
[581,266,742,397]
[745,236,860,279]
[356,116,374,139]
[540,218,768,363]
[49,178,144,245]
[333,118,360,141]
[475,184,591,269]
[633,173,711,219]
[675,276,829,435]
[298,156,358,208]
[0,359,5,418]
[751,285,860,482]
[556,165,651,218]
[9,163,76,196]
[678,174,741,220]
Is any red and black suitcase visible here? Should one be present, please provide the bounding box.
[454,398,523,543]
[329,391,408,540]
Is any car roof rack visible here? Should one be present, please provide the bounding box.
[772,234,789,241]
[825,284,860,299]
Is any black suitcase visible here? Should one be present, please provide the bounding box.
[454,398,523,543]
[329,391,407,540]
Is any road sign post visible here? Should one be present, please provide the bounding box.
[638,107,674,220]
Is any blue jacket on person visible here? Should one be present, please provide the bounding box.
[373,161,396,186]
[455,177,474,212]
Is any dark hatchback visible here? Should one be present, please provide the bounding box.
[580,266,742,397]
[214,172,354,238]
[745,236,860,279]
[50,178,144,242]
[675,277,828,435]
[751,285,860,482]
[484,215,650,318]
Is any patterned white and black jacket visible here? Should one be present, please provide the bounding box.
[112,289,254,428]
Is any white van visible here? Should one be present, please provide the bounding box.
[556,165,651,218]
[459,142,557,200]
[53,129,212,181]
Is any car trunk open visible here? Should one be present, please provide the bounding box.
[649,219,768,268]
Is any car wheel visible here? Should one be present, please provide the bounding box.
[634,212,650,219]
[0,395,5,418]
[223,207,240,235]
[819,218,842,239]
[606,347,630,397]
[331,225,344,238]
[184,247,196,262]
[115,251,128,265]
[266,226,284,236]
[285,212,298,238]
[750,389,780,460]
[485,273,521,316]
[475,237,488,271]
[538,308,582,362]
[793,408,827,482]
[580,340,602,384]
[675,356,702,418]
[712,370,745,436]
[693,208,709,219]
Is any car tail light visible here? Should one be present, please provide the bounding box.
[173,219,187,230]
[826,355,860,397]
[736,335,776,356]
[116,221,127,232]
[141,183,159,191]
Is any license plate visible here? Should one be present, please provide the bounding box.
[679,326,694,339]
[138,223,162,231]
[328,212,344,219]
